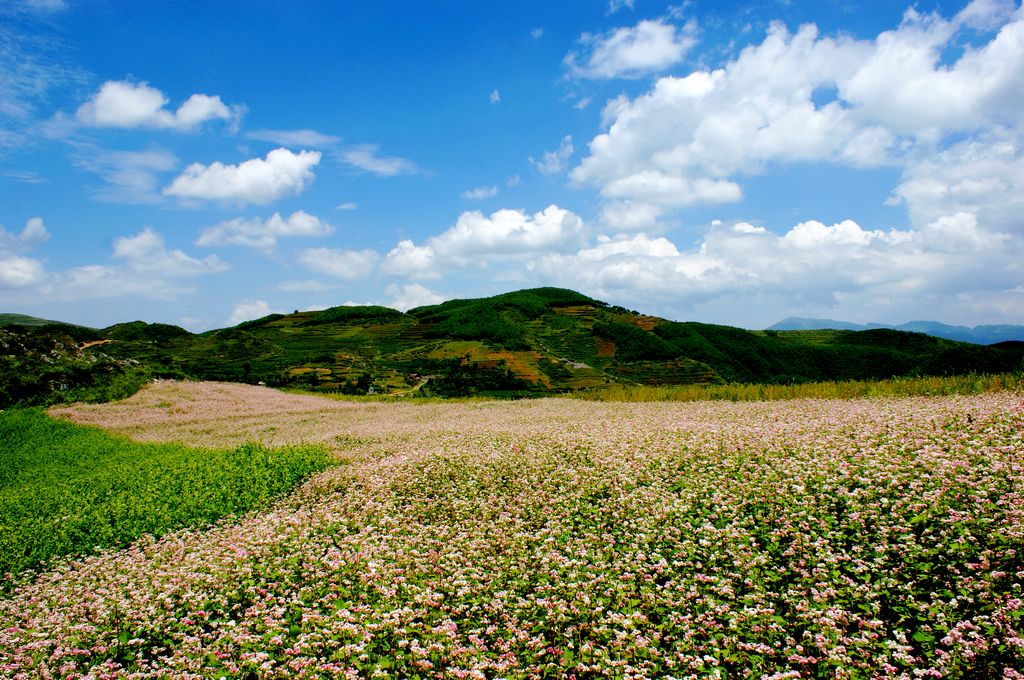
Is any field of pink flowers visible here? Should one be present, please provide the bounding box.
[3,383,1023,678]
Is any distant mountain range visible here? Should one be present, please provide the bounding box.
[770,318,1024,345]
[3,288,1023,408]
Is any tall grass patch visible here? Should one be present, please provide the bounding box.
[0,408,333,582]
[570,372,1023,402]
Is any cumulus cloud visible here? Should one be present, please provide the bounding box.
[227,299,274,326]
[461,185,499,200]
[387,283,447,311]
[530,135,574,175]
[76,80,244,132]
[163,148,321,204]
[566,19,696,79]
[338,144,418,176]
[890,127,1024,234]
[0,255,46,288]
[298,247,379,280]
[532,213,1020,327]
[572,3,1024,218]
[112,228,228,279]
[381,240,438,280]
[0,216,49,250]
[0,227,227,306]
[0,217,49,289]
[245,128,340,147]
[599,200,665,231]
[196,211,332,253]
[382,205,586,279]
[838,5,1024,135]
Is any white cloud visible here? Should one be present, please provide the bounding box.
[461,185,499,200]
[572,4,1024,220]
[245,128,341,147]
[74,147,177,204]
[530,135,574,175]
[338,144,418,176]
[838,4,1024,135]
[227,299,274,326]
[298,247,379,280]
[0,23,85,146]
[490,89,501,104]
[112,227,228,279]
[890,127,1024,234]
[196,211,332,253]
[599,200,665,231]
[0,216,49,250]
[0,170,45,184]
[0,255,45,288]
[956,0,1017,30]
[336,201,358,210]
[566,19,696,79]
[387,283,447,311]
[383,204,586,279]
[435,205,586,257]
[0,217,51,289]
[608,0,634,13]
[0,227,227,304]
[381,240,438,279]
[17,0,68,13]
[532,212,1021,327]
[179,316,216,332]
[76,80,244,132]
[163,148,321,204]
[531,27,544,40]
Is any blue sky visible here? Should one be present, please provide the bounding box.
[1,0,1022,330]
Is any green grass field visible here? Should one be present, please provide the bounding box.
[0,408,334,582]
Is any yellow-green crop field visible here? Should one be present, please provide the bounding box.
[1,380,1022,678]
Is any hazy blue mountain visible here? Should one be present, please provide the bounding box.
[769,318,1024,345]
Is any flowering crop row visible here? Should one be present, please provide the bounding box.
[2,384,1022,678]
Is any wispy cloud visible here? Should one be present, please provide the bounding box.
[74,146,178,204]
[245,128,341,147]
[461,185,499,200]
[337,144,418,176]
[566,18,696,79]
[196,211,332,253]
[530,135,574,175]
[0,22,84,147]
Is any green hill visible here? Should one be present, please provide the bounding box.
[0,313,73,328]
[2,287,1022,406]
